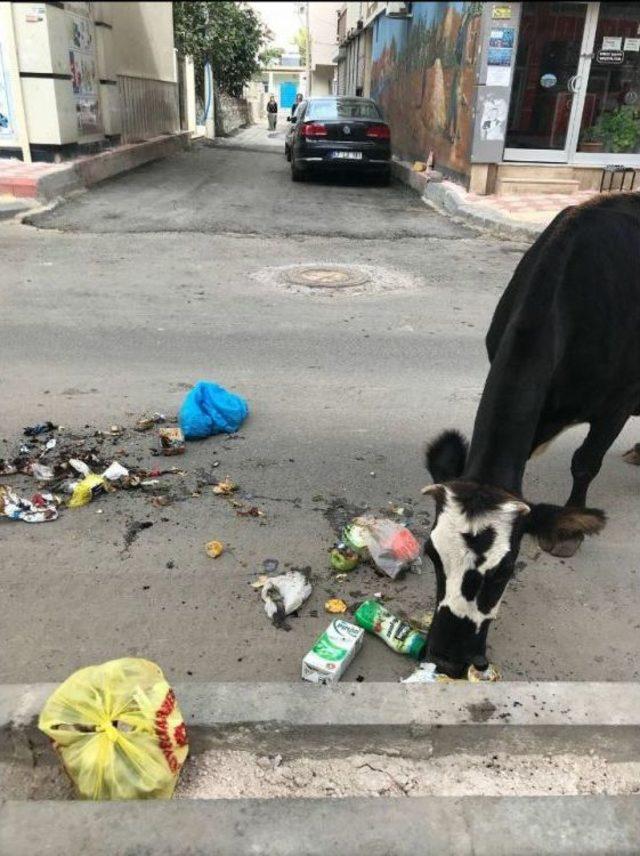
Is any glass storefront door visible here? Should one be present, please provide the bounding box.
[504,2,590,161]
[504,2,640,164]
[573,2,640,162]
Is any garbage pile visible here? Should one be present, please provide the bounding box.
[0,381,250,525]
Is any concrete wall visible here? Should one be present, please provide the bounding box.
[111,2,176,82]
[309,2,341,69]
[214,88,251,136]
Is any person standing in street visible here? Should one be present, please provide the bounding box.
[291,93,303,119]
[267,95,278,131]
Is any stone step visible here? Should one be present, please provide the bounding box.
[497,163,575,180]
[495,177,581,195]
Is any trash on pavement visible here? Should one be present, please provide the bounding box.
[302,619,364,684]
[67,474,106,508]
[236,504,264,517]
[24,421,57,437]
[262,558,279,574]
[205,539,224,558]
[468,663,501,682]
[251,574,270,590]
[412,161,427,172]
[38,657,188,800]
[159,427,186,456]
[212,477,237,495]
[344,515,421,579]
[402,661,501,683]
[325,598,348,614]
[261,570,312,628]
[135,413,166,432]
[330,542,360,572]
[102,461,130,481]
[0,460,18,476]
[179,380,249,439]
[69,458,91,477]
[28,462,54,481]
[354,600,426,659]
[0,485,59,522]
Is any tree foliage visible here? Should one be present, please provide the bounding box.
[293,26,308,66]
[173,1,271,96]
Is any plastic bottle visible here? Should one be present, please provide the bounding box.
[354,600,426,659]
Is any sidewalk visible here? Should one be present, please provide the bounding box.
[392,159,602,242]
[0,132,190,206]
[212,119,286,153]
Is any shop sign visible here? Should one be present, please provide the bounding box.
[596,49,624,65]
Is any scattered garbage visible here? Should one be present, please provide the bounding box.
[325,598,348,614]
[205,539,224,558]
[135,413,166,432]
[402,661,501,683]
[159,427,186,456]
[179,381,249,439]
[301,619,364,684]
[354,600,426,659]
[212,477,237,496]
[262,558,279,574]
[68,474,106,508]
[38,657,188,800]
[236,504,264,517]
[102,461,129,482]
[344,515,421,579]
[330,542,360,572]
[261,570,312,628]
[24,421,57,437]
[0,485,59,523]
[412,161,427,172]
[28,462,54,481]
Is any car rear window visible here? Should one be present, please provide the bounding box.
[306,100,381,120]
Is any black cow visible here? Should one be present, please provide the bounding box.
[422,193,640,677]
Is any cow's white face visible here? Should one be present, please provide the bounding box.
[423,482,529,676]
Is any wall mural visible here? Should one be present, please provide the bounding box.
[371,1,482,178]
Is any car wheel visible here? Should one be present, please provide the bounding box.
[285,145,291,162]
[377,168,391,186]
[291,157,305,182]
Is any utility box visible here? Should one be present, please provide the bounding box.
[11,1,105,146]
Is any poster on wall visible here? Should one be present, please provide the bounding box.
[67,8,101,137]
[0,42,15,141]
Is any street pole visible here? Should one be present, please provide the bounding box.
[305,1,311,97]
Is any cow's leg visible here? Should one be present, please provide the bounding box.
[540,411,630,557]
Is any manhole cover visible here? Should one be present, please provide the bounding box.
[283,265,371,289]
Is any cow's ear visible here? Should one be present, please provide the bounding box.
[426,430,468,482]
[524,503,606,540]
[421,483,446,503]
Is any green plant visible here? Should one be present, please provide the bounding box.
[173,1,271,96]
[591,106,640,153]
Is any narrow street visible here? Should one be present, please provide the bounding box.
[2,141,639,684]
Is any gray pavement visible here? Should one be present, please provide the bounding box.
[1,141,639,686]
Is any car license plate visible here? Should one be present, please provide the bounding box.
[332,151,363,160]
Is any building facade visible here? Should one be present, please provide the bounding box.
[335,1,640,192]
[308,1,341,96]
[0,1,180,160]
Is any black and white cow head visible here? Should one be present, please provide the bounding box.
[422,430,605,677]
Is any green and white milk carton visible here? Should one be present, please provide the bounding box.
[302,619,364,684]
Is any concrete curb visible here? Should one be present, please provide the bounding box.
[391,157,544,242]
[3,681,640,761]
[2,795,640,856]
[20,132,192,203]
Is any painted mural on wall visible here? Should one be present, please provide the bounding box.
[371,2,482,177]
[0,41,14,140]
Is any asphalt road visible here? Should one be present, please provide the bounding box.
[1,142,639,685]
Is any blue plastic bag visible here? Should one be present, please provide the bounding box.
[179,381,249,439]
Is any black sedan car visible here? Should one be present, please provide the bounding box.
[285,96,391,184]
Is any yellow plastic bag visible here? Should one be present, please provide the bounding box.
[38,658,188,800]
[67,474,105,508]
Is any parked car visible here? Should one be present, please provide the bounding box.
[285,96,391,184]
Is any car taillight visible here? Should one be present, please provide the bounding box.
[366,124,391,140]
[301,122,328,138]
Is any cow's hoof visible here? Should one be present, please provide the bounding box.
[623,444,640,465]
[538,534,584,557]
